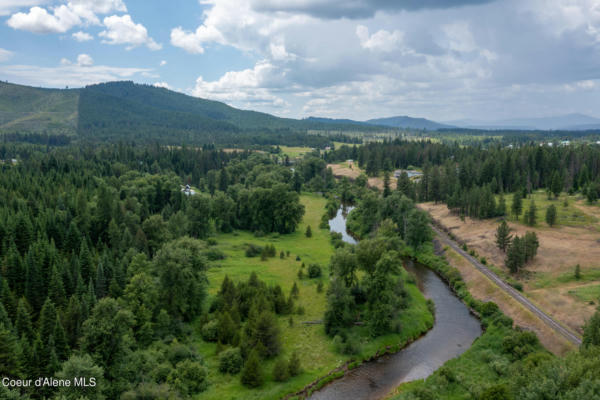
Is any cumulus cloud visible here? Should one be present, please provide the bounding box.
[192,61,290,108]
[0,48,14,62]
[72,30,93,41]
[6,0,127,33]
[0,59,151,88]
[356,25,406,52]
[76,53,93,66]
[99,14,161,50]
[159,60,167,66]
[7,5,80,33]
[153,81,171,89]
[0,0,46,16]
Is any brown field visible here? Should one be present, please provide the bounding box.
[420,202,600,335]
[327,163,396,190]
[443,246,575,355]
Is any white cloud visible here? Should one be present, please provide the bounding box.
[6,0,127,33]
[99,14,162,50]
[72,30,93,41]
[0,59,151,87]
[170,25,224,54]
[356,25,406,52]
[192,61,289,108]
[7,5,80,33]
[159,60,167,66]
[0,48,14,62]
[153,81,171,89]
[0,0,46,16]
[76,53,93,66]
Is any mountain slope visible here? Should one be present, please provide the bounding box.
[366,115,452,130]
[448,114,600,130]
[0,81,79,134]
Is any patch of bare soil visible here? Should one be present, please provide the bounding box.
[327,163,397,191]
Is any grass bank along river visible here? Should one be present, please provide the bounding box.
[308,206,482,400]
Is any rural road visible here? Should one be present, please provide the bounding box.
[431,225,583,347]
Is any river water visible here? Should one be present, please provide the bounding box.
[310,206,482,400]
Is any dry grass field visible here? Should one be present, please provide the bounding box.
[327,163,396,190]
[419,198,600,336]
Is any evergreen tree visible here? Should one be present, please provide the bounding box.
[305,225,312,238]
[495,220,513,252]
[511,193,522,220]
[545,204,557,227]
[524,200,537,226]
[39,298,58,345]
[0,325,21,377]
[288,350,301,376]
[497,193,507,216]
[272,358,289,382]
[551,171,562,197]
[48,265,67,308]
[506,236,524,273]
[15,298,34,342]
[583,310,600,348]
[241,349,264,388]
[383,171,391,198]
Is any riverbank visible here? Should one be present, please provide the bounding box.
[390,245,550,400]
[195,195,434,400]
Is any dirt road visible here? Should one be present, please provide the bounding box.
[432,225,582,347]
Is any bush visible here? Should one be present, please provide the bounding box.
[308,264,322,278]
[272,358,289,382]
[245,244,263,258]
[480,257,487,265]
[218,348,243,375]
[201,320,218,342]
[502,330,539,360]
[167,360,208,395]
[206,238,217,246]
[203,248,226,261]
[288,351,301,377]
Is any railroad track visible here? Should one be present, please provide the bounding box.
[432,225,582,347]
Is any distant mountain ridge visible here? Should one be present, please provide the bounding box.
[365,115,454,130]
[448,113,600,131]
[0,81,394,142]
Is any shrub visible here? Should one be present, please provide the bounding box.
[203,248,226,261]
[308,264,322,278]
[272,358,289,382]
[502,330,539,360]
[206,238,217,246]
[201,320,218,342]
[241,350,264,388]
[288,351,301,377]
[218,348,243,375]
[245,244,262,258]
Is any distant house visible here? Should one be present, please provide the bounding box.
[560,140,570,146]
[181,184,195,196]
[325,146,331,151]
[394,169,423,179]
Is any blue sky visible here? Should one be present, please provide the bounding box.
[0,0,599,121]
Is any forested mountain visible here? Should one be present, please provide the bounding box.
[0,81,392,145]
[0,82,79,135]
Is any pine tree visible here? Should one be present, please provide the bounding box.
[272,358,289,382]
[15,298,34,342]
[48,265,67,308]
[305,225,312,238]
[505,236,523,273]
[495,220,512,252]
[0,325,21,377]
[545,204,557,227]
[288,350,301,377]
[39,298,58,345]
[511,193,522,220]
[524,200,537,226]
[497,193,507,216]
[383,171,391,198]
[240,349,264,388]
[53,318,69,361]
[583,310,600,347]
[291,282,299,298]
[551,171,562,198]
[95,263,107,299]
[574,264,581,280]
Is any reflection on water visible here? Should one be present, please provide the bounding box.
[328,205,357,245]
[313,207,482,400]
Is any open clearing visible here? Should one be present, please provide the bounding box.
[197,194,432,400]
[419,195,600,336]
[327,163,396,190]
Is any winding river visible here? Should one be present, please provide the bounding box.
[310,206,482,400]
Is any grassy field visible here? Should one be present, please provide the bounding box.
[420,191,600,337]
[196,194,433,400]
[501,190,597,228]
[279,146,315,158]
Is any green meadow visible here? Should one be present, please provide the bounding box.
[196,194,433,400]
